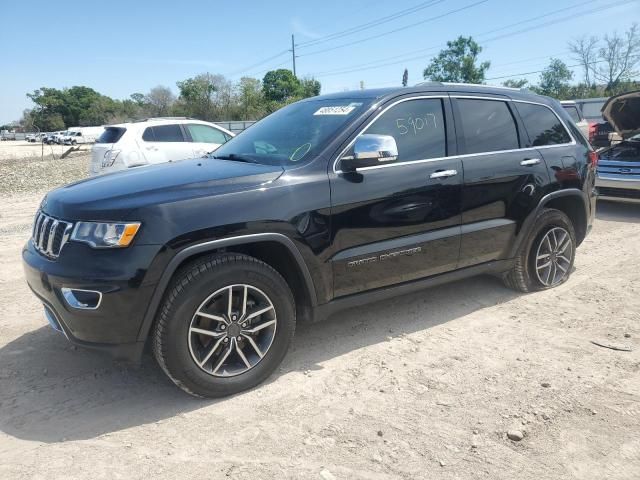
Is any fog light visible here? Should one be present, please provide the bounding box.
[61,288,102,310]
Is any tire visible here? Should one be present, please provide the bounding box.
[503,208,576,293]
[152,253,296,398]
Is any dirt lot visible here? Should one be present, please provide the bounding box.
[0,156,638,479]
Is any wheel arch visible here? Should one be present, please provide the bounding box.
[510,188,588,257]
[136,233,318,343]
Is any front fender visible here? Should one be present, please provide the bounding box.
[135,233,317,343]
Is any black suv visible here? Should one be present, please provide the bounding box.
[23,83,597,397]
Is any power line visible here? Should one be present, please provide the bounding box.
[298,0,490,58]
[309,0,637,78]
[227,50,290,77]
[486,55,640,81]
[308,0,594,76]
[296,0,445,48]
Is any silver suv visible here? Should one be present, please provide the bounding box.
[596,90,640,203]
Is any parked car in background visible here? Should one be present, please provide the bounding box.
[43,132,58,144]
[62,127,104,145]
[24,84,597,397]
[25,133,38,143]
[596,90,640,203]
[1,130,17,141]
[561,101,589,139]
[90,118,234,176]
[573,97,613,148]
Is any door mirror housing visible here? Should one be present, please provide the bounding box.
[341,134,398,171]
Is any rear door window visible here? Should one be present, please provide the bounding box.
[150,124,185,142]
[516,103,572,147]
[455,99,519,154]
[186,124,229,144]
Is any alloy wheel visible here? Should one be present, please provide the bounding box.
[534,227,573,287]
[188,284,277,377]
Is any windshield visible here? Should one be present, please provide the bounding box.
[580,101,606,120]
[211,98,371,166]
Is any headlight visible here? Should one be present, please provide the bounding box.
[71,222,141,248]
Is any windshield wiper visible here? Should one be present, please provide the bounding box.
[211,153,259,164]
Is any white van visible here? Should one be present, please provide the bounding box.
[63,126,105,145]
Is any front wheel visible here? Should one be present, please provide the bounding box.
[503,209,576,292]
[152,253,295,398]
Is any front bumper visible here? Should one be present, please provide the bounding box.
[596,175,640,203]
[22,239,161,361]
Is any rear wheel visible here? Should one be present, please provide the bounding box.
[503,209,576,292]
[152,253,295,398]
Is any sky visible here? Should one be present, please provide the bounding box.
[1,0,638,124]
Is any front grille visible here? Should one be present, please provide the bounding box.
[32,211,73,258]
[598,187,640,200]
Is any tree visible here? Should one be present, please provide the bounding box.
[402,68,409,87]
[145,86,175,117]
[502,79,529,89]
[595,23,640,92]
[130,92,146,106]
[237,77,265,119]
[176,73,218,120]
[423,36,490,83]
[262,69,301,102]
[569,36,599,86]
[300,77,321,98]
[534,59,573,99]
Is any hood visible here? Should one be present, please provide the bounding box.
[43,157,284,220]
[602,90,640,139]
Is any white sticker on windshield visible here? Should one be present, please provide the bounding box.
[314,106,356,116]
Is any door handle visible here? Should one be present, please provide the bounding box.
[429,169,458,179]
[520,158,541,166]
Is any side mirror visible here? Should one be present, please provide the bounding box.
[340,134,398,172]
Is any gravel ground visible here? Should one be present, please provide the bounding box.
[0,153,89,195]
[0,161,639,479]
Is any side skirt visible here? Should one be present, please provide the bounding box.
[311,259,515,323]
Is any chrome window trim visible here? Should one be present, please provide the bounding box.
[333,95,576,174]
[332,95,447,174]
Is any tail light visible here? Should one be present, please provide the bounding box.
[588,122,598,143]
[588,150,599,168]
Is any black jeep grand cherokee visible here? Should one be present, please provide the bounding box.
[23,83,597,397]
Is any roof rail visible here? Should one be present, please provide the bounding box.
[415,81,529,92]
[132,117,197,123]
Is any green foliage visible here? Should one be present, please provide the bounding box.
[20,69,321,128]
[531,59,574,99]
[423,36,490,83]
[300,77,321,98]
[262,69,302,102]
[502,79,529,89]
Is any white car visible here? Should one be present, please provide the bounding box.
[561,101,589,140]
[90,118,234,176]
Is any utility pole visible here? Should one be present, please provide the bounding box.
[291,34,297,77]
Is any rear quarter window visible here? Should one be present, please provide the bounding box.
[516,103,571,147]
[142,124,185,142]
[96,127,126,144]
